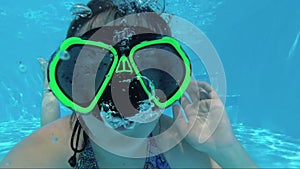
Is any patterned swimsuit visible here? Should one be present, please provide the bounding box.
[74,135,171,169]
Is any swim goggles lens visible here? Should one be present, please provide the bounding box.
[54,44,114,108]
[48,28,191,114]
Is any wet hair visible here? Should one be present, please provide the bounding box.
[66,0,171,38]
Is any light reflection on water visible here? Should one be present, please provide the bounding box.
[0,118,299,168]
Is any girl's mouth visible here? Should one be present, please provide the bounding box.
[98,95,162,130]
[100,109,137,130]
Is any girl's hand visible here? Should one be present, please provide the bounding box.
[172,81,237,153]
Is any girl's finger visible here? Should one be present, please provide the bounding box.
[197,81,219,99]
[180,95,192,110]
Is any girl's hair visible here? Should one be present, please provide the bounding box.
[66,0,171,38]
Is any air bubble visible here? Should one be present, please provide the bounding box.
[121,41,127,46]
[102,103,110,112]
[18,61,27,73]
[52,137,59,143]
[5,161,11,166]
[123,120,136,129]
[112,117,121,123]
[59,51,71,60]
[70,4,92,18]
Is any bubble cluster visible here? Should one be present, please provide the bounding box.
[98,75,159,128]
[112,27,136,44]
[127,99,161,123]
[100,104,136,130]
[111,0,165,14]
[59,51,71,60]
[70,4,92,19]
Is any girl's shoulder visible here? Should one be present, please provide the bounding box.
[0,115,74,168]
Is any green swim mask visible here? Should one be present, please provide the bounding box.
[48,26,191,114]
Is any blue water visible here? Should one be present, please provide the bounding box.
[0,0,299,168]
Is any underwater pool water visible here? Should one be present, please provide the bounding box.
[0,116,299,168]
[1,0,300,168]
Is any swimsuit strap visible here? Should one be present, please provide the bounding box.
[74,133,171,169]
[68,119,87,167]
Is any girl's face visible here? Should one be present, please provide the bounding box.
[69,11,173,136]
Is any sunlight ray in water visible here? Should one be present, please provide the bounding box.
[287,30,300,61]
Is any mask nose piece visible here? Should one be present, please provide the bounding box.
[116,55,133,73]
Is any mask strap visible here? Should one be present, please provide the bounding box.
[68,119,87,167]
